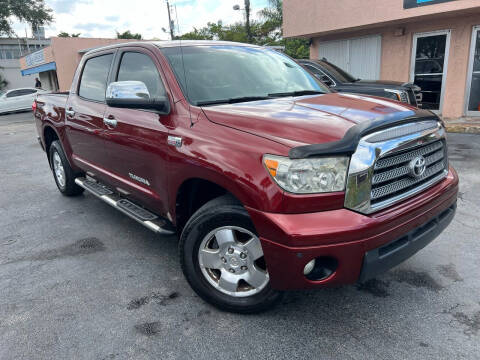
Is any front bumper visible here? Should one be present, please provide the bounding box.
[247,167,458,290]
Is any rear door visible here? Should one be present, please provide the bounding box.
[16,88,37,109]
[102,47,173,215]
[65,51,114,173]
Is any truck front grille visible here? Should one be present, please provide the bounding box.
[343,120,448,214]
[414,88,423,107]
[371,140,447,206]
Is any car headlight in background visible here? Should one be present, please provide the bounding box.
[263,155,349,193]
[384,89,410,103]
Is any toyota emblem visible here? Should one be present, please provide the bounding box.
[408,156,426,178]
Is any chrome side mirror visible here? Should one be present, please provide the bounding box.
[106,81,170,114]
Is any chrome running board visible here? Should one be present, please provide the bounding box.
[75,177,175,235]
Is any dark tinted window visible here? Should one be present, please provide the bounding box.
[6,90,21,98]
[117,52,165,98]
[317,60,357,83]
[303,64,334,86]
[5,89,35,97]
[79,54,113,101]
[20,89,37,95]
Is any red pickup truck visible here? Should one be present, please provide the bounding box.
[34,41,458,313]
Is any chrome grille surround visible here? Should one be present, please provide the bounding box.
[344,120,448,214]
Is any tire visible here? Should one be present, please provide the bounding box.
[49,140,84,196]
[179,195,282,313]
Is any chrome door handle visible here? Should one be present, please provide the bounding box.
[65,109,75,117]
[103,117,117,127]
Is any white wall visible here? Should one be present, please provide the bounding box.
[0,59,36,89]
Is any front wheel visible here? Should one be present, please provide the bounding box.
[179,195,282,313]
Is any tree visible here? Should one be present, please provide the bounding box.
[258,0,282,41]
[116,30,142,40]
[177,0,309,59]
[0,0,53,36]
[258,0,310,59]
[57,32,81,37]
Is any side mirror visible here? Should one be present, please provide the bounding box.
[106,81,170,114]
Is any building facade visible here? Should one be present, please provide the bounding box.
[0,38,50,90]
[19,37,137,92]
[283,0,480,120]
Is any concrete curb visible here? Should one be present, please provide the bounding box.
[445,124,480,134]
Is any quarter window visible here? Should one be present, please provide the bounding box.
[79,54,113,102]
[116,52,165,98]
[6,89,35,97]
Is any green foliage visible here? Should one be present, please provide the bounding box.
[285,38,310,59]
[0,0,53,36]
[57,32,81,37]
[116,30,142,40]
[177,0,309,59]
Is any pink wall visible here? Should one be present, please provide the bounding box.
[50,37,138,91]
[284,0,480,38]
[309,14,480,118]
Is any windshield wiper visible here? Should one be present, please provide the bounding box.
[268,90,324,98]
[195,96,271,106]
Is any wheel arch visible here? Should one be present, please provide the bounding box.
[43,125,60,166]
[174,177,244,232]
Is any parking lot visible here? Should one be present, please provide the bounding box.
[0,111,479,360]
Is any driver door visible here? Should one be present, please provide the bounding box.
[102,47,173,215]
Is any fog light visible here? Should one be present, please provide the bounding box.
[303,259,316,275]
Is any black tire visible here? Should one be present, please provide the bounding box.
[179,195,282,313]
[49,140,84,196]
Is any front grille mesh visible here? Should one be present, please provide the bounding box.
[414,89,423,107]
[370,140,446,205]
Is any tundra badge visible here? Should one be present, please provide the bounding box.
[129,173,150,186]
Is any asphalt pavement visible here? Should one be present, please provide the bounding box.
[0,111,479,359]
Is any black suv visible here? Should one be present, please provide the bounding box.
[298,59,422,107]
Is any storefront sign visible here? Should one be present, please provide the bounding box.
[404,0,456,9]
[25,49,45,67]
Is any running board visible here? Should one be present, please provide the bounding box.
[75,177,175,235]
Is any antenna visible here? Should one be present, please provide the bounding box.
[175,4,194,127]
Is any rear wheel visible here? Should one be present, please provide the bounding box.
[49,140,84,196]
[179,195,282,313]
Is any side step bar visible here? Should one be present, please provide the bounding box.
[75,177,175,235]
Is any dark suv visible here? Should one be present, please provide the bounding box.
[299,59,422,107]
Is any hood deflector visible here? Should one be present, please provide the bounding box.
[289,114,440,159]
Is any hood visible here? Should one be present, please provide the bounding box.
[201,93,433,148]
[346,80,416,89]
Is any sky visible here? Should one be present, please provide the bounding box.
[11,0,270,40]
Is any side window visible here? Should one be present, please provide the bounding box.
[22,89,37,95]
[79,54,113,102]
[117,52,166,98]
[305,65,334,87]
[6,90,22,98]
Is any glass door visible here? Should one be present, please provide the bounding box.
[466,26,480,116]
[410,30,451,113]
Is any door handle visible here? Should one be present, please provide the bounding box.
[65,108,75,117]
[103,117,117,127]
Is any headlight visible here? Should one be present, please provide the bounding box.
[384,89,409,103]
[263,155,349,194]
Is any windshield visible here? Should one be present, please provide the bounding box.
[317,60,358,83]
[0,90,5,97]
[161,45,329,105]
